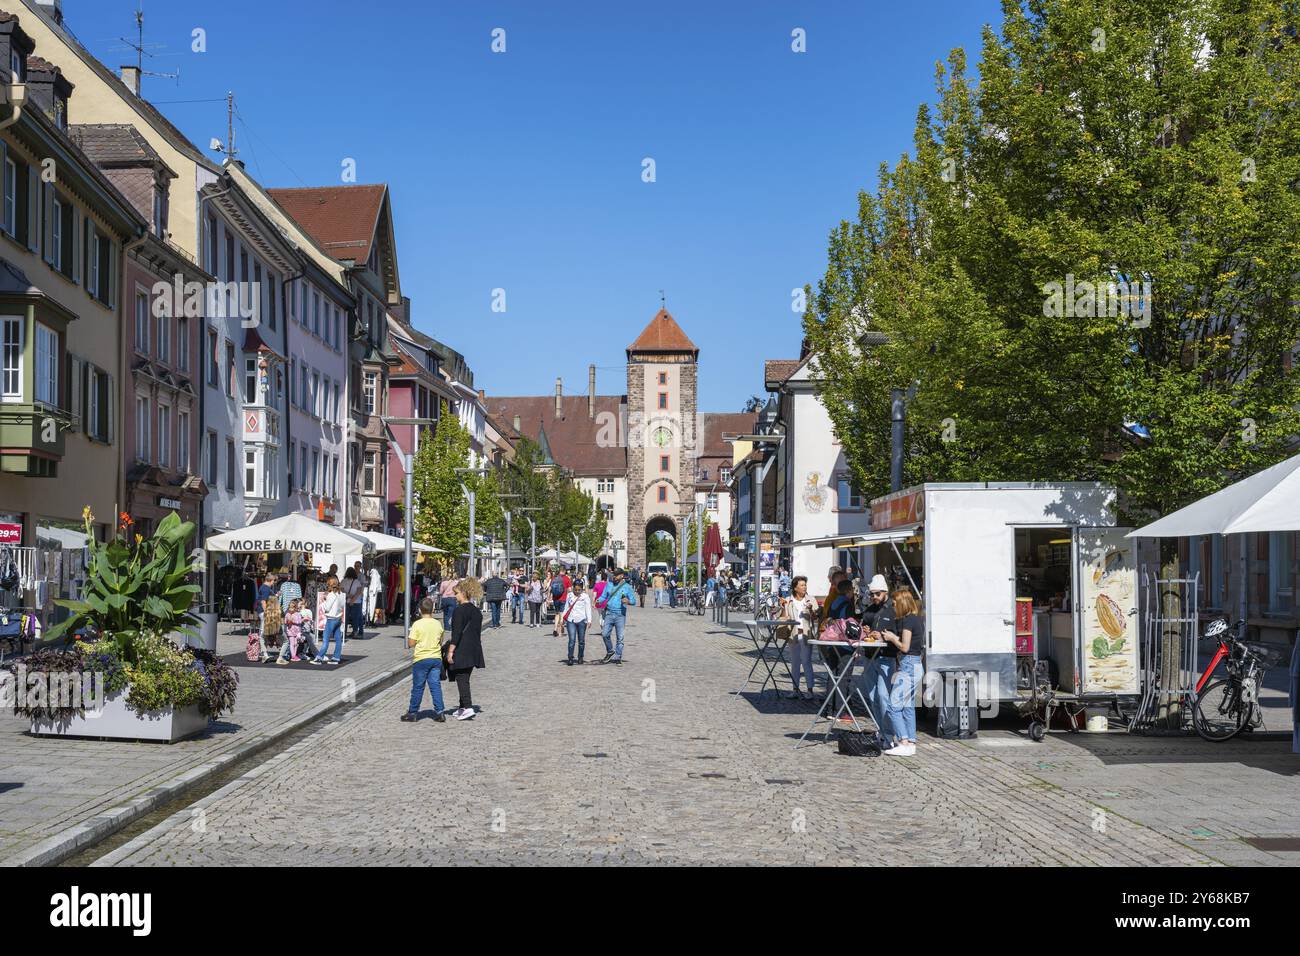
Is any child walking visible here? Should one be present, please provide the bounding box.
[402,597,447,723]
[278,598,309,664]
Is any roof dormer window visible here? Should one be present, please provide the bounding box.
[10,51,23,82]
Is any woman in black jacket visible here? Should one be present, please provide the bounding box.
[446,577,486,721]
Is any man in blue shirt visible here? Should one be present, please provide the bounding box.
[596,567,637,664]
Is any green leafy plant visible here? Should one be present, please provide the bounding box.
[122,633,204,713]
[46,508,201,660]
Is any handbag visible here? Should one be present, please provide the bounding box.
[245,633,261,662]
[822,617,859,642]
[837,731,882,757]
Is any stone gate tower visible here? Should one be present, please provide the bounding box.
[625,309,699,572]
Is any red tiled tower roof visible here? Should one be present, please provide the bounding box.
[627,309,698,355]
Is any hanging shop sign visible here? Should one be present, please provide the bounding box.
[158,497,182,511]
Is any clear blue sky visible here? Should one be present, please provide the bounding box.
[59,0,999,411]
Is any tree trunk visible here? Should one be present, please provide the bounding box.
[1157,540,1183,729]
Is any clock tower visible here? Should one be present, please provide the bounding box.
[625,309,699,572]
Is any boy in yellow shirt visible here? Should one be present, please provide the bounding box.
[402,597,447,722]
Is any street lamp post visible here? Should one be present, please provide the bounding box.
[517,507,540,578]
[727,427,785,618]
[382,416,437,634]
[455,467,489,578]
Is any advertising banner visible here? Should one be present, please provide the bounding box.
[1076,527,1139,695]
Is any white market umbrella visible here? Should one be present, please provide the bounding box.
[205,512,375,560]
[1127,454,1300,538]
[358,530,442,554]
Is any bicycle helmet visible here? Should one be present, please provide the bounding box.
[1204,618,1228,638]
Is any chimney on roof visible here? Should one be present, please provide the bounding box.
[554,377,562,418]
[120,65,141,96]
[588,364,596,419]
[35,0,64,25]
[512,414,521,433]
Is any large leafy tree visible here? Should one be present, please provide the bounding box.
[494,436,607,560]
[804,0,1300,523]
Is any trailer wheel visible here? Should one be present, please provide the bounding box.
[1028,721,1047,742]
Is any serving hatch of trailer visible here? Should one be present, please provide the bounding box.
[796,483,1143,728]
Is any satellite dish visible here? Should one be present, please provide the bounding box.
[209,137,224,152]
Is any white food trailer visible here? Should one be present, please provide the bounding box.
[801,482,1141,704]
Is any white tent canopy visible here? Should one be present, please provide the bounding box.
[359,530,442,554]
[1127,454,1300,538]
[204,513,375,558]
[535,547,592,565]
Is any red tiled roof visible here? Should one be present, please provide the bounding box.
[627,309,698,354]
[764,359,802,388]
[699,412,758,459]
[486,395,628,477]
[266,185,386,265]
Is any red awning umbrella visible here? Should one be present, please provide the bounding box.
[702,523,724,579]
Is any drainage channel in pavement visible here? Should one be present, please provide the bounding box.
[59,674,406,867]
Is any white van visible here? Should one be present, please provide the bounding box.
[646,562,671,578]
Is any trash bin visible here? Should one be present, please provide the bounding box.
[935,669,979,739]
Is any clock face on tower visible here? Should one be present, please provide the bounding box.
[652,427,672,448]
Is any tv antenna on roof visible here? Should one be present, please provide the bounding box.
[118,2,180,91]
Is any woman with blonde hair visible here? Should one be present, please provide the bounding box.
[312,575,346,665]
[879,588,925,757]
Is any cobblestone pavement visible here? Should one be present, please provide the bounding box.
[90,609,1300,866]
[0,622,410,864]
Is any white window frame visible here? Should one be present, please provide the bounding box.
[3,316,23,403]
[157,403,171,467]
[134,291,149,354]
[363,372,376,415]
[177,410,190,473]
[51,195,63,271]
[34,322,57,406]
[363,449,378,494]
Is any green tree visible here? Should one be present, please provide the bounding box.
[403,416,473,566]
[492,435,607,562]
[804,0,1300,523]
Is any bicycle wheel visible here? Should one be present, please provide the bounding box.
[1193,678,1247,742]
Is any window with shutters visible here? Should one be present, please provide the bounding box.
[225,438,236,492]
[86,366,111,442]
[206,430,218,486]
[225,341,235,399]
[51,195,63,271]
[206,329,218,388]
[245,449,257,495]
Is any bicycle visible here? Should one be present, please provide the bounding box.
[1192,618,1268,742]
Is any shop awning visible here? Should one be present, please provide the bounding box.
[358,530,443,554]
[205,513,374,557]
[793,523,921,549]
[1127,453,1300,537]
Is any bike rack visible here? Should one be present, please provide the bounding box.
[1131,573,1199,733]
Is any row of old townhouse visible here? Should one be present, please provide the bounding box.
[0,0,494,617]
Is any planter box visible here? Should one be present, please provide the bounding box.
[29,688,209,743]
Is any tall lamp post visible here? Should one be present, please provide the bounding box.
[498,493,520,576]
[383,416,437,634]
[518,508,540,578]
[455,466,489,578]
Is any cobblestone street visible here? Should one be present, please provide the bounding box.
[88,610,1300,867]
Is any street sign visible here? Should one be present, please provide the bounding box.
[745,523,783,532]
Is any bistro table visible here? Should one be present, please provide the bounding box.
[734,618,795,701]
[800,638,888,746]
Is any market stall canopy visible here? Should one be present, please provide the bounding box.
[535,547,593,564]
[204,513,374,558]
[359,530,442,554]
[793,523,922,549]
[1127,455,1300,538]
[721,550,744,564]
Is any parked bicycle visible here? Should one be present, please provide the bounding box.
[1192,618,1272,742]
[687,587,706,615]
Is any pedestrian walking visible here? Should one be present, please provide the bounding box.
[313,575,346,665]
[880,588,924,757]
[596,567,636,664]
[400,597,446,722]
[367,565,385,626]
[446,577,486,720]
[526,573,544,627]
[509,568,525,624]
[439,573,459,630]
[560,578,594,665]
[482,570,508,628]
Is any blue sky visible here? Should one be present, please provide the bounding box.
[59,0,999,411]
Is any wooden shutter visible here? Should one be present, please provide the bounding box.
[104,370,115,444]
[71,207,82,282]
[25,164,38,253]
[108,238,118,310]
[42,180,54,265]
[67,355,81,431]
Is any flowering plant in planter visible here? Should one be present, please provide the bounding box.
[11,506,239,725]
[46,508,202,662]
[5,637,238,722]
